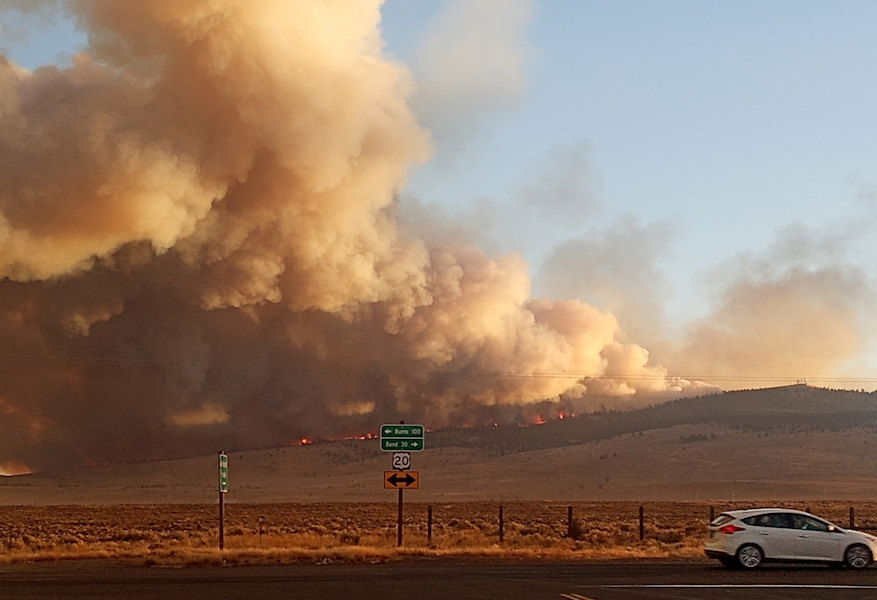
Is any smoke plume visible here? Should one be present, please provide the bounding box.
[668,223,876,387]
[538,215,671,348]
[411,0,531,159]
[0,0,705,471]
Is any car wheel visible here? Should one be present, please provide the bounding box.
[843,544,872,569]
[736,544,763,569]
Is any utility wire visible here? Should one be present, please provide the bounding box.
[0,352,874,385]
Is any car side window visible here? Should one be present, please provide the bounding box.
[743,513,788,528]
[767,513,791,528]
[743,514,771,527]
[794,516,829,532]
[775,513,806,529]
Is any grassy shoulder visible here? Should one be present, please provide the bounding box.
[0,501,872,566]
[0,539,706,567]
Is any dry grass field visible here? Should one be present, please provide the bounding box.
[4,424,877,504]
[0,501,874,566]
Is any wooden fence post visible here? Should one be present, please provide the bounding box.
[427,505,433,545]
[638,505,644,541]
[709,506,715,523]
[567,505,573,538]
[499,505,504,544]
[849,506,856,529]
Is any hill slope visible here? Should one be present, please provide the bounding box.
[2,385,875,504]
[428,384,877,454]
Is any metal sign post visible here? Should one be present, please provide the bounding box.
[380,422,427,548]
[397,484,404,547]
[397,422,405,548]
[218,451,228,550]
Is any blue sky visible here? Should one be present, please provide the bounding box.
[2,0,876,382]
[378,1,877,347]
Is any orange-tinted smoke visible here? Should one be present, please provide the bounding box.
[0,0,708,470]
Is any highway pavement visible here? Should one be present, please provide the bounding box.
[0,558,874,599]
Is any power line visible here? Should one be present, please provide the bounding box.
[458,373,877,384]
[0,352,875,386]
[0,352,179,367]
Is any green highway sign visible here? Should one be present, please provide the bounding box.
[380,424,425,452]
[381,424,424,438]
[381,438,423,451]
[218,452,229,493]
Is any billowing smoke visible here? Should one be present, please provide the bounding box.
[411,0,531,159]
[667,224,876,387]
[537,213,876,391]
[0,0,705,471]
[538,215,671,349]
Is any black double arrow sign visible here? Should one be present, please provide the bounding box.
[386,472,417,487]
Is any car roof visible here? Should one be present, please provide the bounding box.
[721,508,817,518]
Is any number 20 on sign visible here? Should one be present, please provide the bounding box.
[392,452,411,470]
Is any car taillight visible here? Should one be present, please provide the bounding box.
[719,524,746,534]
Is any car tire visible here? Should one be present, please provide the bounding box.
[843,544,872,570]
[736,544,763,569]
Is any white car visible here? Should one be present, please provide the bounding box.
[704,508,876,569]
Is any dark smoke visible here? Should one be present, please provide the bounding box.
[0,0,707,472]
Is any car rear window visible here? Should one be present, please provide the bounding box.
[710,514,734,527]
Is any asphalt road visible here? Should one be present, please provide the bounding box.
[0,559,875,600]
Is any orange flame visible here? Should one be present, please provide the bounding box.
[0,460,32,476]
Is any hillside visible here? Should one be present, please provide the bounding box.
[428,384,877,453]
[1,385,876,504]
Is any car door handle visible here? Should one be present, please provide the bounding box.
[798,535,808,538]
[758,532,770,535]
